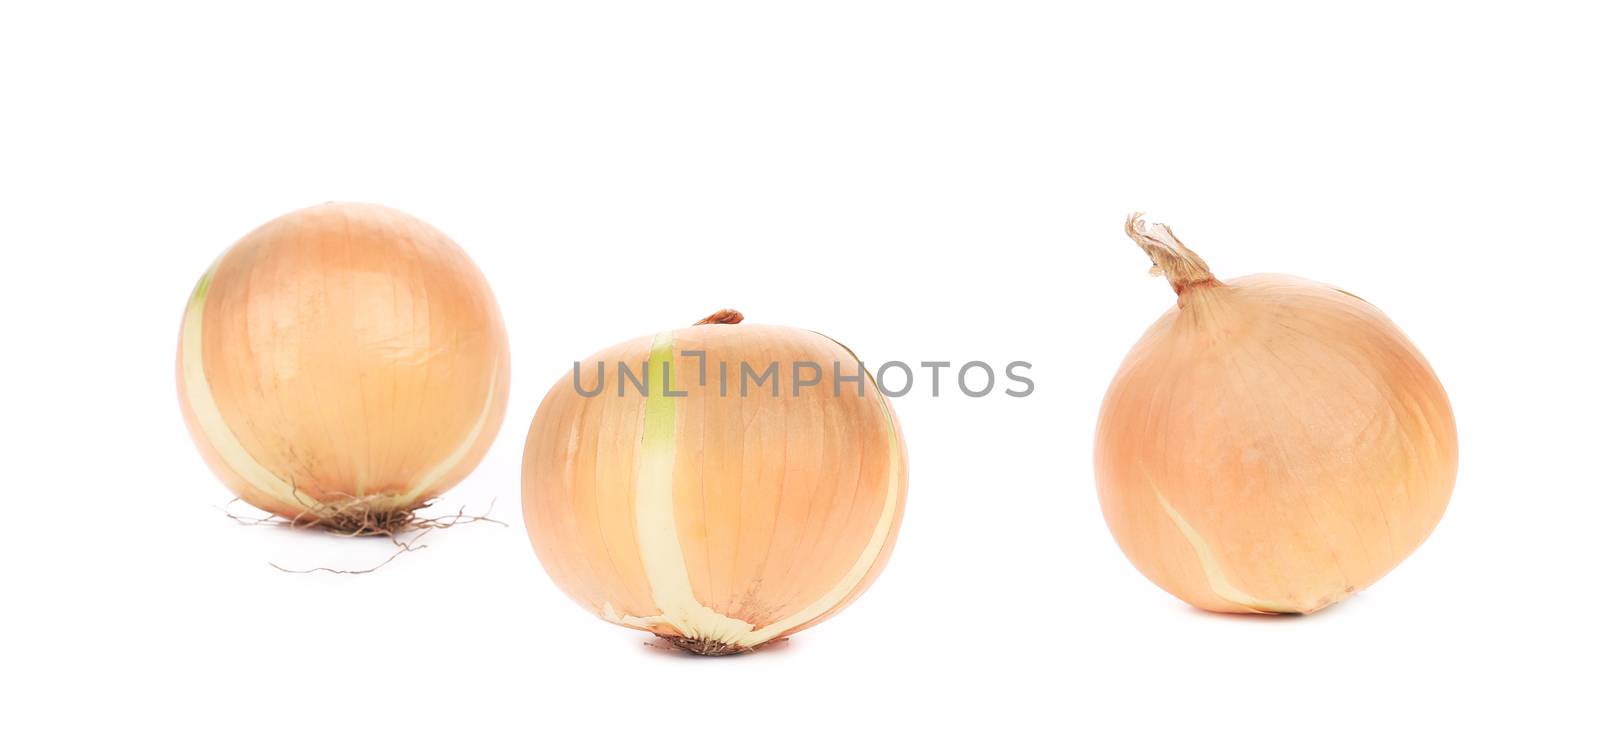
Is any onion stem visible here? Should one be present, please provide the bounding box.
[1125,212,1218,294]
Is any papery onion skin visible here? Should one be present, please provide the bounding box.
[1095,216,1457,614]
[177,203,510,527]
[522,312,907,654]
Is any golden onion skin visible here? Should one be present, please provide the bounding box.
[176,203,510,523]
[522,314,908,654]
[1096,219,1457,614]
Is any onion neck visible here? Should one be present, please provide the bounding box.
[695,309,744,325]
[1125,213,1220,296]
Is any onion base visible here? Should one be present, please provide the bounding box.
[250,494,504,536]
[654,634,788,657]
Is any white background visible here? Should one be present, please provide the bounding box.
[3,2,1596,746]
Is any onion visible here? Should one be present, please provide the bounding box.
[177,203,510,533]
[522,310,907,654]
[1095,215,1457,614]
